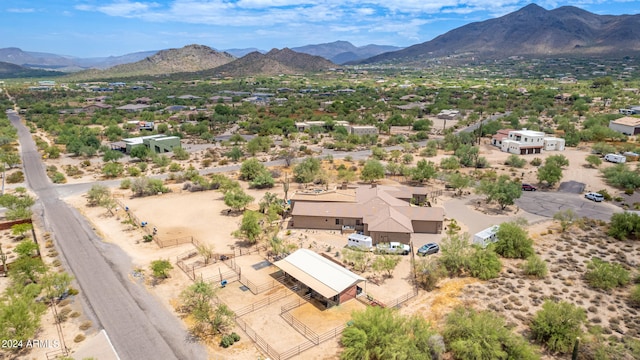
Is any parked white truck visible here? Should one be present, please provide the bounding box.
[375,242,410,255]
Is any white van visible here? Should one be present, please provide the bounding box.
[604,154,626,164]
[347,233,373,250]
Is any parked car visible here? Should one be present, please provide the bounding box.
[417,243,440,256]
[585,192,604,202]
[522,183,537,191]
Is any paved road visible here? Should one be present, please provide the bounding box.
[7,110,206,360]
[515,191,622,221]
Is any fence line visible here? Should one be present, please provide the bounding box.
[235,317,281,360]
[278,341,316,360]
[280,293,310,314]
[203,269,240,285]
[317,324,346,343]
[386,288,419,309]
[233,288,292,318]
[280,311,319,344]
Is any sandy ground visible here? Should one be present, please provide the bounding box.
[44,140,630,360]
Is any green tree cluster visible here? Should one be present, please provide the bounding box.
[476,175,522,210]
[444,307,540,360]
[340,306,443,360]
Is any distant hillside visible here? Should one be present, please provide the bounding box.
[292,41,403,64]
[223,48,265,58]
[73,50,159,69]
[0,61,64,79]
[0,47,158,71]
[362,4,640,63]
[210,48,336,77]
[75,44,236,79]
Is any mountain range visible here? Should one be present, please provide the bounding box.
[2,4,640,79]
[362,4,640,63]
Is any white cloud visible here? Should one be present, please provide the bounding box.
[7,8,36,13]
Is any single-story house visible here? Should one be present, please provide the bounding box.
[111,134,181,154]
[609,116,640,136]
[117,104,150,112]
[290,185,444,244]
[274,249,365,308]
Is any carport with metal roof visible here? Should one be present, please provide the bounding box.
[274,249,366,308]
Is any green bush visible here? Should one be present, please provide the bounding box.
[608,212,640,240]
[596,189,612,201]
[495,221,534,259]
[444,306,540,360]
[120,178,132,189]
[584,258,630,291]
[505,154,527,168]
[630,284,640,308]
[530,157,542,166]
[230,332,240,342]
[531,300,586,354]
[523,254,548,278]
[467,247,502,280]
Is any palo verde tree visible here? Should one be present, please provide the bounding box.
[495,220,534,259]
[340,306,444,360]
[360,159,385,183]
[476,174,522,210]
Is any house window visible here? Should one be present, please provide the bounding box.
[356,219,361,225]
[335,219,342,225]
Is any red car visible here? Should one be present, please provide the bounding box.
[522,184,537,191]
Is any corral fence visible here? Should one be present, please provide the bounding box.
[281,311,319,344]
[280,293,311,314]
[386,288,419,309]
[235,317,280,360]
[233,288,293,318]
[357,288,418,308]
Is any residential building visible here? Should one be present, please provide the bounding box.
[494,129,565,154]
[290,185,444,244]
[117,104,150,112]
[110,135,181,154]
[437,109,460,120]
[348,125,378,136]
[609,116,640,135]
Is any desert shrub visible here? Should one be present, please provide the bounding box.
[505,154,527,168]
[530,157,542,166]
[467,247,502,280]
[6,171,24,183]
[523,254,548,278]
[444,306,540,360]
[73,334,85,343]
[79,321,92,331]
[120,178,132,189]
[64,165,83,177]
[608,211,640,240]
[415,257,446,291]
[601,164,640,190]
[168,162,182,172]
[584,258,630,291]
[50,171,66,184]
[531,300,586,354]
[126,166,141,177]
[629,284,640,308]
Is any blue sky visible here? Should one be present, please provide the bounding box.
[2,1,639,58]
